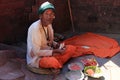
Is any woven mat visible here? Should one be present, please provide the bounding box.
[27,65,55,74]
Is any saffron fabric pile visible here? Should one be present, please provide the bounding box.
[40,32,120,69]
[64,32,120,58]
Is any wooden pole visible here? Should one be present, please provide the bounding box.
[67,0,75,32]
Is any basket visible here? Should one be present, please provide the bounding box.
[27,65,56,74]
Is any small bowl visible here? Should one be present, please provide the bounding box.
[68,62,84,71]
[65,70,84,80]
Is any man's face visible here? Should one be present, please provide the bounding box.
[40,9,55,26]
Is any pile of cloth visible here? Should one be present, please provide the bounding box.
[64,32,120,58]
[39,32,120,70]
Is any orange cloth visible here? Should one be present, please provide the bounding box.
[64,32,120,58]
[54,45,76,66]
[39,32,120,69]
[39,57,62,69]
[39,45,77,69]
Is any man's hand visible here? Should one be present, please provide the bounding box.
[52,48,66,56]
[52,43,60,49]
[59,43,65,49]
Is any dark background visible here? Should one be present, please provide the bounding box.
[0,0,120,43]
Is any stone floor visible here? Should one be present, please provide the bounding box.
[0,32,120,80]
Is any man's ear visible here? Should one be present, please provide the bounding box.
[39,14,42,19]
[39,16,41,19]
[53,16,55,19]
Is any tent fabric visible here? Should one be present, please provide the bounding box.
[64,32,120,58]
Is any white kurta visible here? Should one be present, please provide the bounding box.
[27,20,54,68]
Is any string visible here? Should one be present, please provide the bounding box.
[42,25,49,41]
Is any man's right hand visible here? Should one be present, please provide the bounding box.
[52,48,66,56]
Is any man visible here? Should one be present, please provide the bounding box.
[27,1,76,74]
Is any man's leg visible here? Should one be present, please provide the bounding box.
[54,45,76,67]
[39,45,76,69]
[39,56,62,69]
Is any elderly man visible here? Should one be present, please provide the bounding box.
[26,1,76,74]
